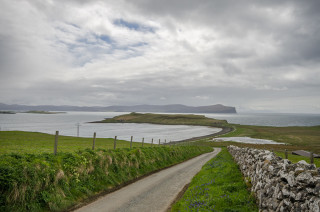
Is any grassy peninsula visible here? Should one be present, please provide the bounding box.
[94,112,320,153]
[93,112,228,127]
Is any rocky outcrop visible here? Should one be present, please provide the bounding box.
[228,145,320,212]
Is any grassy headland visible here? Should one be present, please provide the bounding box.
[0,131,152,154]
[93,112,228,127]
[0,146,212,212]
[171,148,258,211]
[94,113,320,153]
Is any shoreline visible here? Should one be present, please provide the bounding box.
[166,126,234,144]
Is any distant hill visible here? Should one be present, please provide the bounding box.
[0,103,236,114]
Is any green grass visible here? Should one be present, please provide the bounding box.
[0,146,212,212]
[0,131,152,154]
[171,148,258,212]
[220,124,320,152]
[94,112,228,127]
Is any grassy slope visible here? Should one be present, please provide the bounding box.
[0,146,212,212]
[0,131,151,154]
[95,112,228,127]
[171,148,258,212]
[222,124,320,147]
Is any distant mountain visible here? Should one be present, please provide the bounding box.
[0,103,236,113]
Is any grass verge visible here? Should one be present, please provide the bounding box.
[0,146,212,212]
[0,131,152,154]
[171,148,258,212]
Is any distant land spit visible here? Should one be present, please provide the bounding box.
[0,103,236,114]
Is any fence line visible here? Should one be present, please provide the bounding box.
[92,132,96,150]
[52,132,173,154]
[54,131,59,155]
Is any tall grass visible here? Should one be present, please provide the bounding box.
[171,148,258,212]
[0,146,212,211]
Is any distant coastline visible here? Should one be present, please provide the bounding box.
[23,111,66,114]
[0,103,237,114]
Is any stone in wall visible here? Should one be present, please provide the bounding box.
[228,145,320,212]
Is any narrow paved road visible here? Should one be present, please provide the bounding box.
[75,148,221,212]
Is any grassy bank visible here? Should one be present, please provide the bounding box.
[171,148,258,212]
[0,146,212,212]
[221,124,320,151]
[93,112,228,127]
[0,131,152,154]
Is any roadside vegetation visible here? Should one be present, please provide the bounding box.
[171,148,258,212]
[0,145,211,211]
[93,112,228,127]
[0,131,152,154]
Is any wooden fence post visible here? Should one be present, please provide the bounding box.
[310,151,314,164]
[130,136,133,148]
[158,139,160,145]
[151,138,153,147]
[165,139,166,144]
[54,131,59,155]
[114,136,117,149]
[92,132,96,150]
[285,149,288,159]
[142,138,144,147]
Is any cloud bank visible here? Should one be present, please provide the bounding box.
[1,0,320,113]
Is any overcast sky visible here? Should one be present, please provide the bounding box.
[1,0,320,113]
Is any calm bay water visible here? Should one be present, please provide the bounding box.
[0,112,219,142]
[0,112,319,143]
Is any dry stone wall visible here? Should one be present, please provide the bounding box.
[228,145,320,212]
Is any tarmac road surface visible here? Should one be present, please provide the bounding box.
[75,148,221,212]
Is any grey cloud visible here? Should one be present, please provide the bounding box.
[0,0,319,113]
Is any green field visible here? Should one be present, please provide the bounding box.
[0,131,152,154]
[171,148,258,212]
[93,112,228,127]
[221,124,320,150]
